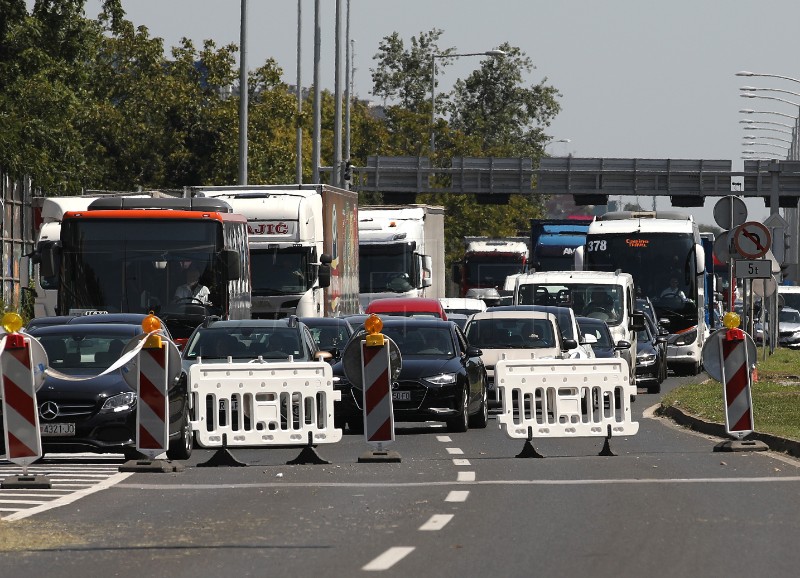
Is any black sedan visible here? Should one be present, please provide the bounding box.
[3,322,192,460]
[333,318,488,433]
[635,319,668,393]
[299,316,354,362]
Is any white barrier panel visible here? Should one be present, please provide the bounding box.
[189,359,341,448]
[496,358,639,439]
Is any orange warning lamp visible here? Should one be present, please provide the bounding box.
[142,313,163,349]
[723,311,740,330]
[364,314,385,347]
[1,312,23,334]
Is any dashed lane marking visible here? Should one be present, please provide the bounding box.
[362,547,415,571]
[452,458,471,466]
[445,490,469,502]
[436,436,452,443]
[457,471,475,482]
[419,514,454,531]
[445,447,463,455]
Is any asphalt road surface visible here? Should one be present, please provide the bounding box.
[2,373,799,577]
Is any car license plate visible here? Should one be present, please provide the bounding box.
[392,391,410,401]
[40,423,76,436]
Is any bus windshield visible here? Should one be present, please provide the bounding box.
[59,219,224,317]
[585,232,698,330]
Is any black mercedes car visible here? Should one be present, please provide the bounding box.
[332,318,488,433]
[635,318,668,393]
[2,321,192,460]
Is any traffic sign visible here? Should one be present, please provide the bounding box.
[702,328,757,384]
[733,221,771,259]
[751,276,777,298]
[714,195,747,230]
[713,230,734,263]
[734,259,771,279]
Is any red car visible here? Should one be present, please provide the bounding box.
[365,297,448,320]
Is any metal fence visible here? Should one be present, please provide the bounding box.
[0,169,35,312]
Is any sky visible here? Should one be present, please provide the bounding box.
[81,0,800,227]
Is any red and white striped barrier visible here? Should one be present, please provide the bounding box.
[361,338,394,449]
[0,333,42,467]
[720,327,754,439]
[135,336,179,460]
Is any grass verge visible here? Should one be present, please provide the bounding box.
[661,346,800,441]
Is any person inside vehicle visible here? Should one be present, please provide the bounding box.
[583,289,616,318]
[174,265,210,304]
[660,277,686,300]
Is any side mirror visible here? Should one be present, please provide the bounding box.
[466,345,483,357]
[223,249,241,280]
[615,340,631,351]
[317,263,331,289]
[632,311,646,331]
[656,335,669,344]
[451,262,462,283]
[562,338,578,351]
[421,254,433,288]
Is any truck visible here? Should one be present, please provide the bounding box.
[193,184,359,319]
[451,237,529,298]
[357,205,445,310]
[529,217,593,272]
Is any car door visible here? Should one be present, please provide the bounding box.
[456,326,484,405]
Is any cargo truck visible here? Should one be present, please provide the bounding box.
[357,205,445,310]
[452,237,529,298]
[194,184,359,318]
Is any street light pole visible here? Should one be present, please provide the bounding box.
[429,49,506,154]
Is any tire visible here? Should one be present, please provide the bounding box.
[468,384,489,429]
[447,388,469,433]
[647,381,661,394]
[166,409,193,461]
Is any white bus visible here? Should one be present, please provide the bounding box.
[577,211,707,376]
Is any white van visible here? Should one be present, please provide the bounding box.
[778,285,800,311]
[513,270,642,386]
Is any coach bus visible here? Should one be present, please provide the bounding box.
[39,197,250,343]
[577,211,707,375]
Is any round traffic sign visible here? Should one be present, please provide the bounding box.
[751,275,777,298]
[342,336,401,388]
[733,221,771,259]
[713,230,733,263]
[28,336,49,391]
[701,328,757,384]
[714,195,748,230]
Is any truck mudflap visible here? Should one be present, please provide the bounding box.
[189,359,341,448]
[495,358,638,439]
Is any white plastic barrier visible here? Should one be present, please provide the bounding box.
[189,359,341,448]
[496,358,638,440]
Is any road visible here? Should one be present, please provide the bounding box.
[1,373,799,577]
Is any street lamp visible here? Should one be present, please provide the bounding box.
[741,92,800,108]
[743,126,794,136]
[740,86,800,100]
[740,119,795,129]
[544,138,571,155]
[740,108,798,120]
[737,70,800,84]
[742,142,791,150]
[430,49,506,153]
[743,134,792,144]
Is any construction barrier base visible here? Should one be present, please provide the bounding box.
[197,448,247,467]
[713,440,769,453]
[119,459,185,473]
[1,475,52,489]
[358,450,402,463]
[286,444,331,465]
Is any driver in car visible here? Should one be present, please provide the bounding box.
[174,265,210,304]
[582,289,617,319]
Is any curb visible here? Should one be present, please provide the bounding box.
[656,404,800,458]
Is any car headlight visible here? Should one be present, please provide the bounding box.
[423,373,458,385]
[100,392,137,413]
[669,328,697,347]
[637,353,656,364]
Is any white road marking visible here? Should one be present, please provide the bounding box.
[419,514,454,531]
[362,547,415,571]
[445,447,463,455]
[452,458,471,466]
[445,490,469,502]
[436,436,452,443]
[457,471,475,482]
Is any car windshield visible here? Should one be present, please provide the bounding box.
[36,332,130,370]
[579,323,611,348]
[184,327,306,360]
[465,318,556,349]
[381,326,455,356]
[779,309,800,324]
[307,325,350,349]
